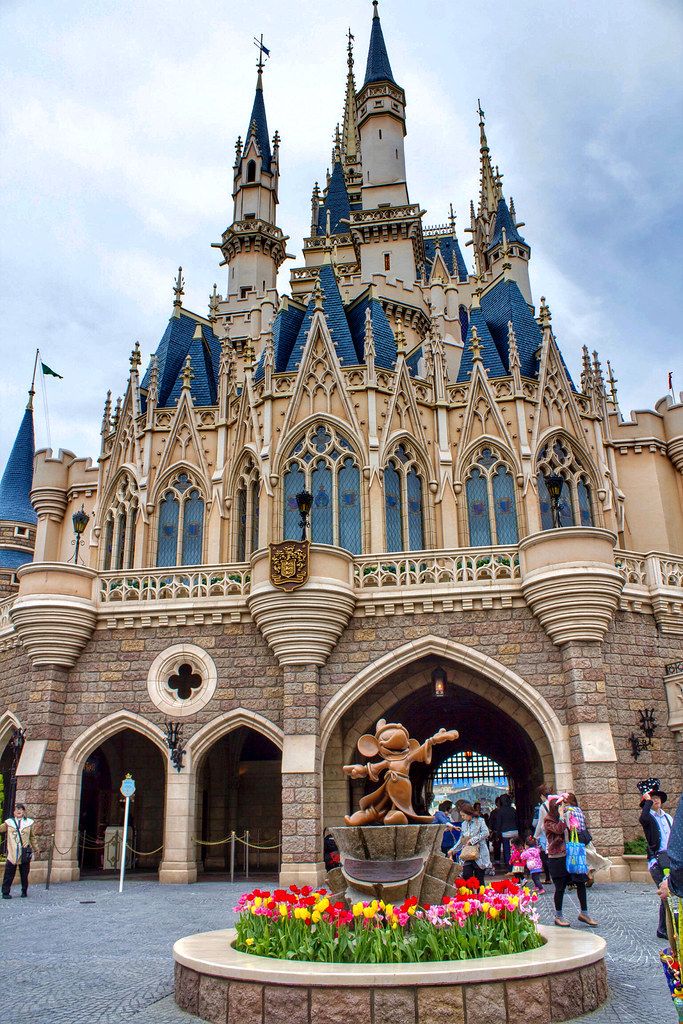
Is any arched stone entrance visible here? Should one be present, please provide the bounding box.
[321,636,571,832]
[52,711,168,882]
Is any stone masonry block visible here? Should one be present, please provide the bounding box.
[416,985,464,1024]
[309,986,371,1024]
[228,981,264,1024]
[198,974,229,1024]
[506,977,550,1023]
[580,964,598,1013]
[263,984,309,1024]
[464,982,507,1024]
[548,969,583,1022]
[175,964,199,1016]
[373,987,416,1024]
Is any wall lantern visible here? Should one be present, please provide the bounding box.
[639,708,657,741]
[164,721,185,772]
[464,750,473,761]
[295,490,314,541]
[431,665,447,698]
[71,504,91,564]
[545,473,564,529]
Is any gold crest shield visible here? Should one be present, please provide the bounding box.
[269,540,309,592]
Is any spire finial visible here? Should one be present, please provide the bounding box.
[26,388,35,412]
[101,390,112,435]
[538,296,552,328]
[209,283,220,324]
[592,350,605,394]
[181,354,194,391]
[606,360,619,406]
[449,203,457,235]
[173,266,184,315]
[129,340,141,372]
[469,326,483,363]
[395,319,406,355]
[476,100,500,215]
[341,29,360,167]
[234,135,242,167]
[347,27,355,67]
[253,33,270,76]
[312,273,325,311]
[372,0,380,18]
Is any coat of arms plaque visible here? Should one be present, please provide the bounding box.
[269,540,309,592]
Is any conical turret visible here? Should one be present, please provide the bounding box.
[0,391,37,595]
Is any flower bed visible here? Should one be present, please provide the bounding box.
[661,896,683,1021]
[234,877,543,964]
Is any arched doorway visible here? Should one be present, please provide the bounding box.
[430,750,509,811]
[195,726,282,876]
[76,728,166,875]
[322,639,570,835]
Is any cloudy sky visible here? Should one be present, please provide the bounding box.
[1,0,681,465]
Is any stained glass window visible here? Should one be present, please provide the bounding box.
[492,465,518,544]
[407,467,424,550]
[538,473,554,531]
[251,480,260,553]
[282,424,362,552]
[157,492,179,567]
[384,462,403,552]
[577,479,593,527]
[102,517,113,571]
[466,468,492,546]
[537,437,595,531]
[182,489,204,565]
[103,475,138,570]
[114,509,127,570]
[236,486,247,562]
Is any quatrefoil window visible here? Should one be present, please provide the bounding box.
[167,663,203,701]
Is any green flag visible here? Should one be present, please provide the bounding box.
[41,362,63,379]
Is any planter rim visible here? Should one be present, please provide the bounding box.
[173,925,605,987]
[519,527,617,553]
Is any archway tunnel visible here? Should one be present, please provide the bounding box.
[323,655,551,832]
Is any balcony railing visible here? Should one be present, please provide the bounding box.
[0,596,14,632]
[353,548,521,590]
[98,565,252,604]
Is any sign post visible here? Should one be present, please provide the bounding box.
[118,774,136,893]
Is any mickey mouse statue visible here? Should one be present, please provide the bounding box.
[343,719,459,826]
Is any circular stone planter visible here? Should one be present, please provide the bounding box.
[174,926,607,1024]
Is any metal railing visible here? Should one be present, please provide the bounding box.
[98,564,252,603]
[353,547,521,590]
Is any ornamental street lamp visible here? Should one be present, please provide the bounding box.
[431,665,447,697]
[296,490,314,541]
[7,727,25,818]
[71,504,91,564]
[164,721,185,772]
[545,473,564,529]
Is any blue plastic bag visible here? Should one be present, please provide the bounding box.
[566,828,587,875]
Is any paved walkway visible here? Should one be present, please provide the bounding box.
[0,875,674,1023]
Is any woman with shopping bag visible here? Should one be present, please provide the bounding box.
[1,804,36,899]
[544,796,598,928]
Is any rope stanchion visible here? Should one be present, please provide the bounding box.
[124,842,163,857]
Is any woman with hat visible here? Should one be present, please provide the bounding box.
[639,786,673,939]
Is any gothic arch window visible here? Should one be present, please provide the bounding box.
[383,443,425,552]
[282,424,362,554]
[246,159,256,183]
[102,475,139,571]
[156,471,205,567]
[536,438,594,530]
[235,459,261,562]
[464,447,519,547]
[458,305,469,345]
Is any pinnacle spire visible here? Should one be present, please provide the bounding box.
[341,29,360,168]
[0,399,36,528]
[245,63,272,172]
[477,100,501,216]
[364,1,396,86]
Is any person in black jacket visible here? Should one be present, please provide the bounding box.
[639,788,673,939]
[497,794,519,870]
[659,798,683,901]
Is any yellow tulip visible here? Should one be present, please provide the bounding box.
[245,937,255,946]
[463,901,470,914]
[384,904,394,916]
[253,896,262,908]
[363,906,375,919]
[408,905,416,916]
[314,897,330,913]
[482,902,490,913]
[352,902,364,917]
[489,907,499,918]
[278,903,288,917]
[312,911,321,923]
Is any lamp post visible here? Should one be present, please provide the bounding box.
[6,727,25,818]
[296,490,314,541]
[431,665,447,698]
[545,473,564,529]
[71,504,90,564]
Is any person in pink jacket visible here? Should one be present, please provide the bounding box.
[519,834,546,893]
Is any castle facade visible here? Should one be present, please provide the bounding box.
[1,2,682,885]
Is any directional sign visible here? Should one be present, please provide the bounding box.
[120,776,136,798]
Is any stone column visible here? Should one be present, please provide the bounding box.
[560,640,626,877]
[280,665,325,888]
[159,767,197,884]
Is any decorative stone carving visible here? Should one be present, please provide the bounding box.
[665,663,683,734]
[10,563,97,668]
[248,546,355,666]
[520,528,623,646]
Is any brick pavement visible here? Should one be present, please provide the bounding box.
[0,876,674,1023]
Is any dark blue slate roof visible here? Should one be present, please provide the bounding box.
[141,313,220,408]
[0,548,32,570]
[488,197,526,251]
[0,405,36,526]
[424,236,469,282]
[479,278,541,379]
[245,74,272,173]
[456,307,507,382]
[405,348,422,376]
[347,296,397,369]
[285,265,359,372]
[364,5,396,85]
[317,162,351,235]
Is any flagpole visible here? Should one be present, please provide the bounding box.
[30,349,40,394]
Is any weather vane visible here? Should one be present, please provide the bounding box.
[254,33,270,73]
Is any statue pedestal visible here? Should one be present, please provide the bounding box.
[330,824,460,905]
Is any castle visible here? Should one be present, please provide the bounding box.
[0,1,682,886]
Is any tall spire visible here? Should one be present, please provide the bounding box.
[0,393,36,527]
[364,1,396,85]
[244,63,272,172]
[341,28,360,169]
[477,100,501,216]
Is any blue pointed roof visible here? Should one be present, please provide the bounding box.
[0,403,36,526]
[317,162,352,235]
[0,548,32,570]
[347,295,396,369]
[141,313,220,408]
[285,265,359,372]
[424,236,469,283]
[245,72,272,173]
[456,308,507,382]
[488,197,526,251]
[478,278,542,380]
[364,3,396,85]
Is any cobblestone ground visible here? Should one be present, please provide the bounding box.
[0,876,674,1023]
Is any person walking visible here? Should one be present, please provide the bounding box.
[544,796,597,928]
[533,784,552,884]
[519,834,546,894]
[450,801,490,886]
[639,787,673,939]
[489,796,502,866]
[1,804,36,899]
[498,794,519,870]
[565,791,612,884]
